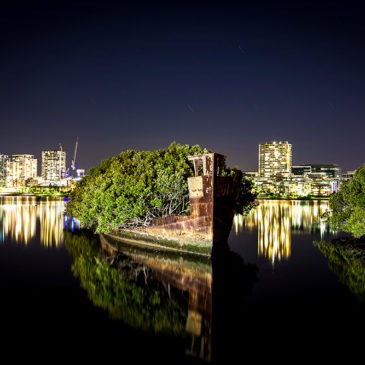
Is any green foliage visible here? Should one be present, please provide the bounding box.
[64,231,188,335]
[327,164,365,237]
[67,142,210,232]
[235,177,258,214]
[314,238,365,301]
[64,230,100,258]
[67,142,257,233]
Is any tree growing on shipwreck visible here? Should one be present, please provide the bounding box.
[66,142,257,240]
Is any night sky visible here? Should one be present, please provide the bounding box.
[1,1,364,173]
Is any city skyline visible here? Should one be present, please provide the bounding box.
[1,1,364,173]
[0,139,355,178]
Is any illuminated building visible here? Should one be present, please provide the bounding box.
[292,164,341,179]
[331,180,339,193]
[76,169,85,177]
[287,179,312,196]
[8,154,37,186]
[342,170,356,181]
[0,154,10,187]
[258,141,292,178]
[254,147,342,197]
[291,164,341,196]
[41,150,66,183]
[291,165,311,177]
[311,182,332,196]
[310,164,341,178]
[243,171,259,178]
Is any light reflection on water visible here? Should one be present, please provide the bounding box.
[234,199,334,265]
[0,196,363,362]
[0,196,75,247]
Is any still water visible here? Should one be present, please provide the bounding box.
[0,196,364,362]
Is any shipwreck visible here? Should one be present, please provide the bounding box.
[103,153,242,255]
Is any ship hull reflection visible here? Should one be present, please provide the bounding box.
[65,231,259,363]
[100,234,213,361]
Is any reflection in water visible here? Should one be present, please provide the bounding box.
[66,231,212,360]
[0,196,261,362]
[234,200,333,265]
[39,199,65,247]
[315,239,365,301]
[0,196,68,247]
[65,231,259,363]
[211,242,259,362]
[66,232,213,360]
[1,196,37,245]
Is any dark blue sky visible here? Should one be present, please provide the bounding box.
[1,1,364,172]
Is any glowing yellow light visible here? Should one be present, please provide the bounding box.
[235,199,331,266]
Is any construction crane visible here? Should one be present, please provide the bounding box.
[71,137,79,172]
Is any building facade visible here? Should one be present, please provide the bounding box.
[291,165,311,177]
[259,141,292,178]
[0,154,10,187]
[8,154,38,186]
[41,150,66,183]
[342,170,356,181]
[291,164,341,179]
[249,143,343,197]
[309,164,341,179]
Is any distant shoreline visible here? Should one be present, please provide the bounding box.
[257,196,329,201]
[0,193,328,201]
[0,192,68,197]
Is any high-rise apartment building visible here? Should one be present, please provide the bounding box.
[0,154,10,187]
[259,141,292,178]
[8,154,38,184]
[42,150,66,182]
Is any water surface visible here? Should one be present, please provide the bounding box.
[0,197,363,362]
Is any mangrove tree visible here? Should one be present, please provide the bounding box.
[67,142,256,233]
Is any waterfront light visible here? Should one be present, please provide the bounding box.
[234,200,332,266]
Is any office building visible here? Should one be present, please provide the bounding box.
[310,164,341,179]
[259,141,292,178]
[291,165,311,177]
[42,150,66,182]
[291,164,341,179]
[342,170,356,181]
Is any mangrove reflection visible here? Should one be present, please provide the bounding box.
[234,199,332,265]
[64,231,213,361]
[315,238,365,301]
[0,196,66,247]
[65,231,260,362]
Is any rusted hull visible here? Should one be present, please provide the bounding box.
[109,153,240,255]
[147,153,241,248]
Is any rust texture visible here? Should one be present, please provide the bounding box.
[147,153,242,244]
